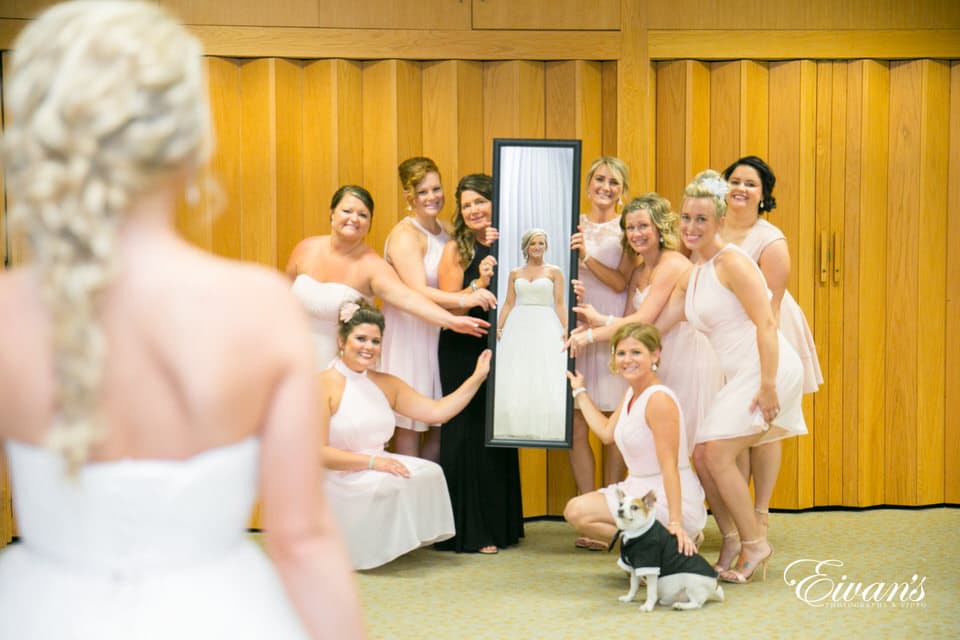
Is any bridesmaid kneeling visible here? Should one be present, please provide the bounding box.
[564,323,706,554]
[319,300,491,570]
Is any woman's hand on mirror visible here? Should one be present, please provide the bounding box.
[480,226,499,245]
[467,288,497,310]
[571,278,585,304]
[570,227,586,260]
[477,255,497,288]
[566,369,586,394]
[472,349,492,380]
[564,326,590,356]
[572,303,604,327]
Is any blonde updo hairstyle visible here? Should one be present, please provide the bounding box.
[2,0,211,470]
[619,193,679,256]
[681,169,729,222]
[608,322,662,374]
[520,228,548,260]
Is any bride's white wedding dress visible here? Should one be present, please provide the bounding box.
[0,437,308,639]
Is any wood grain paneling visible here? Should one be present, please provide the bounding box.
[654,60,709,206]
[885,60,921,505]
[766,60,817,509]
[473,0,620,31]
[161,0,321,27]
[914,60,949,505]
[302,59,364,241]
[647,0,960,30]
[237,59,279,267]
[855,60,889,506]
[274,59,306,271]
[617,0,654,189]
[421,60,485,221]
[947,61,960,505]
[648,29,960,61]
[361,60,422,253]
[206,57,243,260]
[708,61,768,171]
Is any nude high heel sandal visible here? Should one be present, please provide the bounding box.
[720,539,773,584]
[713,530,740,573]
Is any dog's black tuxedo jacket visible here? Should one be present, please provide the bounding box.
[616,521,717,578]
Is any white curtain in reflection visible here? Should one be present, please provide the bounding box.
[495,146,574,306]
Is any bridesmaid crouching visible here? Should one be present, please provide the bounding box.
[318,300,491,570]
[564,323,707,555]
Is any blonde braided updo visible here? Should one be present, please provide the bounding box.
[2,1,210,470]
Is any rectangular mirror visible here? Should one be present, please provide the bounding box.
[485,138,581,448]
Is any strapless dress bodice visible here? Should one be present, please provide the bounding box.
[5,437,259,575]
[514,277,554,307]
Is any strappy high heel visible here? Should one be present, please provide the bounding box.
[720,539,773,584]
[713,530,740,573]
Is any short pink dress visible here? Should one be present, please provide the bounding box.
[633,286,722,453]
[739,219,823,394]
[381,218,451,431]
[685,245,806,445]
[576,215,628,410]
[599,384,707,538]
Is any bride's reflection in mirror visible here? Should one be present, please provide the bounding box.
[494,230,568,440]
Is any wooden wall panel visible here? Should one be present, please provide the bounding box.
[206,57,243,261]
[946,61,960,504]
[302,59,364,241]
[914,60,949,504]
[238,59,278,267]
[275,59,305,271]
[647,0,960,30]
[617,0,654,190]
[473,0,620,31]
[855,60,889,506]
[884,60,921,505]
[361,60,422,254]
[421,60,485,222]
[708,61,769,171]
[601,61,619,158]
[766,60,817,509]
[654,60,709,207]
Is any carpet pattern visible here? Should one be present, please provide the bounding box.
[344,509,959,639]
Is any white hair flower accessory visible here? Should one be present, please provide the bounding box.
[339,301,360,323]
[703,177,730,200]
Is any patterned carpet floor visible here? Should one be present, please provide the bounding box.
[348,508,959,639]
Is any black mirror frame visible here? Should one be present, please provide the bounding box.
[484,138,582,449]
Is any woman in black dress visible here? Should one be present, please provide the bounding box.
[435,174,524,554]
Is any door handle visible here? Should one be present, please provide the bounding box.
[820,231,828,284]
[833,231,841,284]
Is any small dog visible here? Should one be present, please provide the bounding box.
[612,487,724,612]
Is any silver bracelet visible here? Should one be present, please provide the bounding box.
[571,387,587,399]
[367,455,376,470]
[459,294,466,308]
[605,315,614,326]
[587,327,595,344]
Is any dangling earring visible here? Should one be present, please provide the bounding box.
[758,201,765,212]
[652,362,658,372]
[658,235,664,247]
[406,204,412,212]
[618,197,624,207]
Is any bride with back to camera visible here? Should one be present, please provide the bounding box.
[0,2,362,638]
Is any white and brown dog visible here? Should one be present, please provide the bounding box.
[612,487,724,612]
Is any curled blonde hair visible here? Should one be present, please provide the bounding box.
[3,1,210,470]
[520,228,548,260]
[620,193,679,255]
